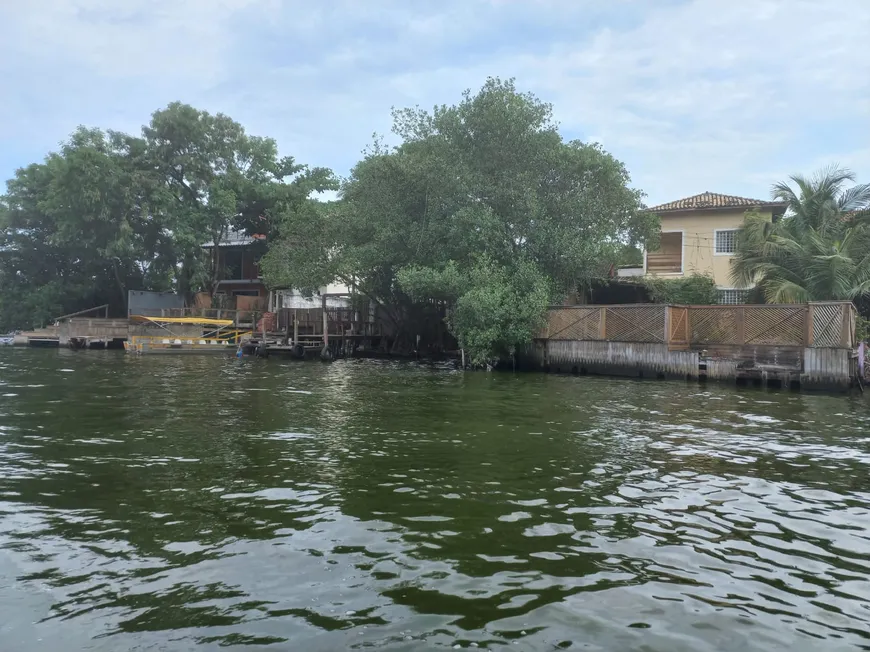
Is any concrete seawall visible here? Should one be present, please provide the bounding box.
[523,339,855,391]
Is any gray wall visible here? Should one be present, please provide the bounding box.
[127,291,185,317]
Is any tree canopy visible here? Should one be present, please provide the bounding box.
[11,80,865,360]
[262,77,655,365]
[0,104,335,331]
[732,166,870,304]
[143,102,334,295]
[0,127,172,328]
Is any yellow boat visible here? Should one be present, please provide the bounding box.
[125,315,251,354]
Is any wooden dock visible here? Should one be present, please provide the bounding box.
[11,298,388,359]
[17,318,133,349]
[240,296,388,359]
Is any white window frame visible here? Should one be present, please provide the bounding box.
[714,228,739,256]
[643,229,685,275]
[717,288,750,305]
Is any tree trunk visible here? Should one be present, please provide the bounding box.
[390,322,406,355]
[210,236,221,297]
[111,259,126,310]
[178,254,194,300]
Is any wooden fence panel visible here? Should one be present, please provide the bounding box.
[667,306,689,350]
[540,302,856,350]
[743,306,805,346]
[603,306,666,343]
[546,307,602,341]
[689,306,740,345]
[810,302,854,348]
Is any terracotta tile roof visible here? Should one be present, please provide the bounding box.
[648,192,785,213]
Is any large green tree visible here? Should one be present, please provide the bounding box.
[732,166,870,304]
[262,78,656,365]
[0,103,334,331]
[143,102,335,296]
[0,127,174,329]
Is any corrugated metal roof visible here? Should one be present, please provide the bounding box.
[201,229,265,248]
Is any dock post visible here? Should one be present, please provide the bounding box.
[293,310,299,345]
[321,295,329,358]
[342,310,348,358]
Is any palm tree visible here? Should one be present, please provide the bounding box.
[732,166,870,303]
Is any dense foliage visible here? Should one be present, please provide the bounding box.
[642,274,719,305]
[262,78,656,365]
[0,104,334,330]
[6,82,865,363]
[0,129,171,329]
[732,166,870,304]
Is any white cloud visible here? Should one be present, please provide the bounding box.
[1,0,868,204]
[2,1,245,80]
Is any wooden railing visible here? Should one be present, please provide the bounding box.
[52,304,110,323]
[126,305,385,339]
[540,302,856,350]
[273,307,383,338]
[646,253,682,274]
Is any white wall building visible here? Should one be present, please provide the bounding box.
[268,281,353,311]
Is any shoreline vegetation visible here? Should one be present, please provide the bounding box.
[1,78,868,367]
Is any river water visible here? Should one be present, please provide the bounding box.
[1,350,869,651]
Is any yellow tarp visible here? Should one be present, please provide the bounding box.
[130,315,235,327]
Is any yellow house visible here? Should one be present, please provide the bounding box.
[642,192,786,304]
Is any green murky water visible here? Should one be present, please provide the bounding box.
[1,349,869,651]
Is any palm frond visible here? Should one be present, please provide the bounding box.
[762,278,812,304]
[812,164,855,190]
[771,179,801,207]
[847,276,870,300]
[745,166,870,302]
[838,182,870,213]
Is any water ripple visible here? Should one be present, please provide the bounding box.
[1,351,869,650]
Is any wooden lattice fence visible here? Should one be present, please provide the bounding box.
[604,306,666,343]
[810,302,854,348]
[745,306,806,345]
[689,306,740,345]
[545,307,601,341]
[668,306,689,349]
[690,305,807,347]
[541,301,856,349]
[543,305,667,343]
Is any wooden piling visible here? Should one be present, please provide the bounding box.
[291,310,297,342]
[321,296,329,356]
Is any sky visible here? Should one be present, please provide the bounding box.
[1,0,868,207]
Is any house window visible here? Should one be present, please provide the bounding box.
[714,229,738,254]
[646,231,683,274]
[717,289,749,305]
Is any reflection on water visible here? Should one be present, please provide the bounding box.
[1,350,869,651]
